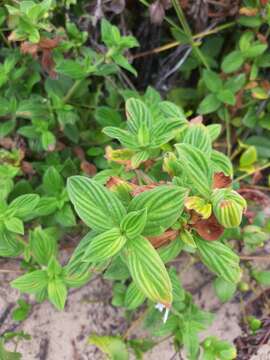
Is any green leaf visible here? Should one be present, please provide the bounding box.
[125,282,145,309]
[207,124,222,142]
[182,321,200,360]
[151,118,182,146]
[120,209,147,238]
[63,267,91,289]
[8,194,40,220]
[67,176,126,232]
[112,53,137,76]
[128,185,187,236]
[56,60,87,79]
[0,227,23,257]
[43,167,64,195]
[4,217,24,235]
[0,339,22,360]
[55,204,76,227]
[11,270,48,294]
[28,27,40,43]
[103,127,138,149]
[126,97,152,135]
[95,107,122,127]
[169,267,185,303]
[0,119,16,138]
[175,143,213,197]
[137,122,151,147]
[242,44,267,59]
[240,146,257,168]
[203,69,223,92]
[158,238,183,263]
[101,19,121,47]
[12,299,31,322]
[34,197,58,217]
[112,283,126,307]
[47,257,63,278]
[41,131,56,151]
[104,256,130,281]
[152,315,179,337]
[195,237,241,283]
[202,337,237,360]
[217,89,235,106]
[243,225,268,248]
[125,236,172,306]
[198,94,221,115]
[48,278,67,310]
[224,74,246,93]
[245,136,270,158]
[211,150,233,177]
[64,231,94,286]
[238,15,262,27]
[252,270,270,286]
[159,101,187,124]
[180,228,197,248]
[131,150,150,169]
[118,34,139,49]
[89,334,129,360]
[183,124,212,157]
[83,228,126,263]
[221,50,244,73]
[213,277,236,302]
[30,227,57,265]
[239,31,254,52]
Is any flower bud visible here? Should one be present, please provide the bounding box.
[163,152,182,176]
[212,189,247,228]
[247,316,262,331]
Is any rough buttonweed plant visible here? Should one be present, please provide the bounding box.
[3,1,270,357]
[10,96,246,359]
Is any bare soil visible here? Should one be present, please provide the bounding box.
[0,259,269,359]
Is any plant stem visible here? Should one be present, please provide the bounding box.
[131,8,234,60]
[224,109,232,157]
[239,293,248,326]
[233,161,270,183]
[122,308,148,340]
[240,255,270,261]
[0,31,10,48]
[171,0,209,69]
[63,79,83,103]
[0,268,23,274]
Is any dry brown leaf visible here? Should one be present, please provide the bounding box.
[239,7,258,16]
[193,214,224,241]
[80,160,97,176]
[213,172,232,189]
[131,183,164,196]
[148,229,178,248]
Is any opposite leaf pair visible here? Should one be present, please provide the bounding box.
[67,176,188,306]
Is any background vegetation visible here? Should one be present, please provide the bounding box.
[0,1,270,359]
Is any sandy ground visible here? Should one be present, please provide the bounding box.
[0,259,269,360]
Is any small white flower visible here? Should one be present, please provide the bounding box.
[155,303,170,323]
[163,308,169,323]
[155,303,165,312]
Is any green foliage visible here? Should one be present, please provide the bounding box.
[89,334,129,360]
[1,2,270,358]
[195,237,241,283]
[213,278,237,303]
[202,337,237,360]
[12,299,31,322]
